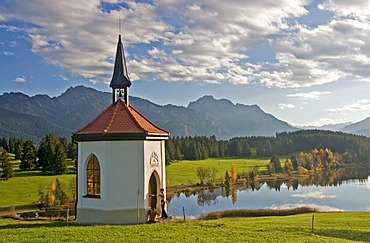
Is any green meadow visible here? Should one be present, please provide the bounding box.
[166,157,269,186]
[1,157,268,207]
[0,212,369,242]
[0,173,75,207]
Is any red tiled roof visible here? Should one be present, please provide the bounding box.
[73,99,169,141]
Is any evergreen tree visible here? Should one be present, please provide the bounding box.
[1,151,14,179]
[269,155,282,174]
[241,140,252,157]
[208,135,219,158]
[228,138,243,156]
[20,140,37,170]
[38,134,68,174]
[224,170,231,188]
[165,139,175,164]
[38,134,58,172]
[54,143,68,174]
[8,138,16,154]
[1,137,9,152]
[59,137,69,150]
[14,141,23,160]
[67,142,77,161]
[54,178,68,205]
[174,145,182,160]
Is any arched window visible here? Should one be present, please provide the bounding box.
[86,155,100,196]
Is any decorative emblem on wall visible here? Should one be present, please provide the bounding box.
[150,151,159,165]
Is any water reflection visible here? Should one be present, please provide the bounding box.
[197,188,218,206]
[168,166,370,216]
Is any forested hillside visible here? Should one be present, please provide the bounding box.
[166,130,370,164]
[250,130,370,163]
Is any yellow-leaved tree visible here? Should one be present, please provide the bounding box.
[231,163,237,184]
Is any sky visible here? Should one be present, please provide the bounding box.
[1,0,370,127]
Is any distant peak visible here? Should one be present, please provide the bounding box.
[187,95,236,111]
[192,95,234,105]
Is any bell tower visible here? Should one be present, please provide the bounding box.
[110,35,131,104]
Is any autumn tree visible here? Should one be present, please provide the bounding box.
[39,178,69,207]
[231,185,237,204]
[231,163,237,184]
[284,158,293,174]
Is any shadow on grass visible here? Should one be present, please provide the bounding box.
[13,171,76,177]
[0,221,80,229]
[13,171,44,177]
[314,229,370,242]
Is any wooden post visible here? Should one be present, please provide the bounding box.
[182,207,186,221]
[66,208,69,222]
[311,214,314,233]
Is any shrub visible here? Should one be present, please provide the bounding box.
[200,207,317,220]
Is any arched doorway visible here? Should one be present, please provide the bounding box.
[149,172,158,209]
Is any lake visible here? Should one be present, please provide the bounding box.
[168,166,370,217]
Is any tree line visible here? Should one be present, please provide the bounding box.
[2,129,370,178]
[165,130,370,165]
[252,130,370,164]
[165,135,252,164]
[0,134,77,179]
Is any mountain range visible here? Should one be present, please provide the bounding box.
[0,85,369,143]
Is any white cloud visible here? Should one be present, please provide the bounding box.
[291,191,336,199]
[0,0,171,82]
[262,17,370,88]
[0,0,310,86]
[3,51,14,56]
[59,74,69,81]
[328,99,370,113]
[287,91,332,100]
[319,0,370,20]
[14,76,27,83]
[292,117,350,127]
[1,0,370,91]
[270,203,343,212]
[279,103,296,109]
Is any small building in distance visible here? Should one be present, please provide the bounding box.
[72,34,169,224]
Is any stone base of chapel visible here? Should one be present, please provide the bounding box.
[77,208,149,225]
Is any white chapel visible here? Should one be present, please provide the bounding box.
[72,34,169,224]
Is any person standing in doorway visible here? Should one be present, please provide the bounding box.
[159,188,168,218]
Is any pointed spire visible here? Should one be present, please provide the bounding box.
[110,35,131,104]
